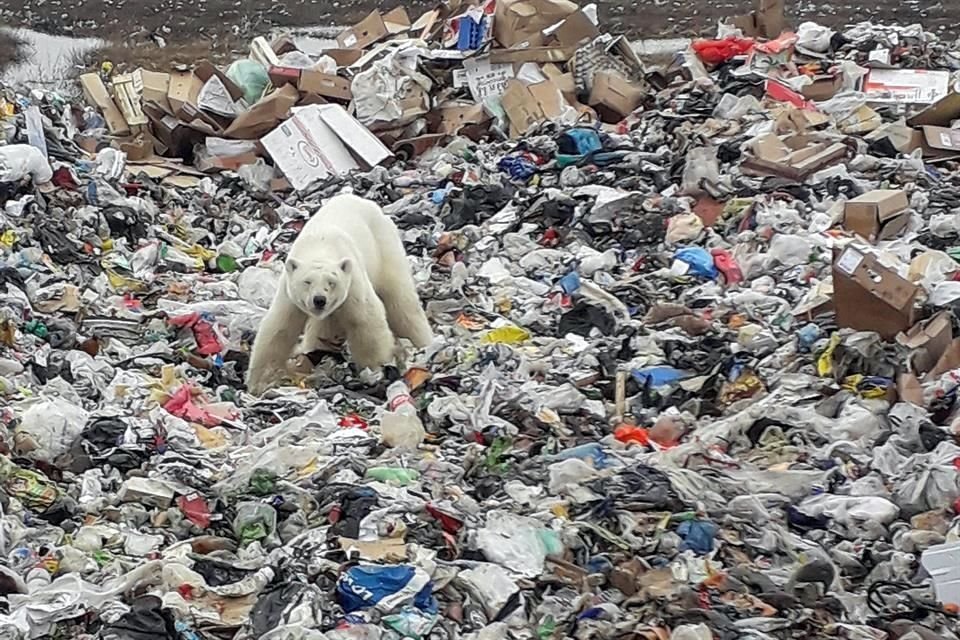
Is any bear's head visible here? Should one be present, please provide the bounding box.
[284,257,352,319]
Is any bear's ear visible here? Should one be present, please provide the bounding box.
[286,259,298,273]
[339,258,352,273]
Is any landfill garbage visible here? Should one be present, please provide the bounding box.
[5,0,960,639]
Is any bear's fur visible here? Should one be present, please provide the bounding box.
[246,194,433,395]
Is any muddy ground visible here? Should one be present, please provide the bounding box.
[0,0,956,72]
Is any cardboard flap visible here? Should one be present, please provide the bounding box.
[898,311,953,375]
[224,84,300,139]
[922,126,960,151]
[908,92,960,127]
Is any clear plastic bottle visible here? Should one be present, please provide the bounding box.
[380,381,426,449]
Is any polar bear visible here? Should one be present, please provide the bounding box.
[246,194,433,395]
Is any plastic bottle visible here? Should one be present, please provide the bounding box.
[380,381,426,449]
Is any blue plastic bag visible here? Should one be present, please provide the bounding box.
[337,565,437,614]
[631,366,684,387]
[677,519,718,555]
[674,247,718,279]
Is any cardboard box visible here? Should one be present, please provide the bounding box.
[298,71,352,101]
[167,69,201,117]
[588,71,645,123]
[908,92,960,128]
[843,189,910,242]
[733,0,785,40]
[112,73,149,128]
[261,104,393,191]
[137,69,172,115]
[501,79,565,137]
[80,73,130,136]
[548,8,600,48]
[323,49,366,68]
[434,104,490,134]
[742,133,849,181]
[250,36,281,68]
[898,311,953,376]
[494,0,578,48]
[863,69,951,105]
[919,126,960,162]
[541,63,576,103]
[224,84,300,140]
[336,7,410,49]
[489,46,576,64]
[832,245,920,340]
[194,61,244,104]
[800,74,843,101]
[864,122,924,155]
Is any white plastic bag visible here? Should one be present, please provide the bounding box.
[0,145,52,184]
[15,397,89,462]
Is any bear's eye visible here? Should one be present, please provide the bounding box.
[303,279,312,286]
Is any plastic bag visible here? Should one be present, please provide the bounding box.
[15,398,89,462]
[476,511,549,577]
[681,147,720,195]
[226,59,270,105]
[0,145,52,184]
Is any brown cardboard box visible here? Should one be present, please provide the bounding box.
[843,189,910,242]
[298,71,352,101]
[501,79,565,137]
[434,104,490,134]
[742,133,848,181]
[541,63,576,103]
[832,245,920,340]
[80,73,130,135]
[167,69,200,117]
[908,92,960,127]
[118,134,157,162]
[588,71,645,123]
[489,47,576,64]
[733,0,785,40]
[138,69,172,115]
[864,122,924,154]
[194,61,244,104]
[494,0,578,48]
[550,9,600,48]
[323,49,366,68]
[919,126,960,162]
[898,311,953,376]
[800,74,843,101]
[336,7,410,49]
[224,84,300,140]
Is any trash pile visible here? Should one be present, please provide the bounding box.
[7,0,960,638]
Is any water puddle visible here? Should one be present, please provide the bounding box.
[1,27,104,92]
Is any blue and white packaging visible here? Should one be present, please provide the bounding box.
[337,565,437,614]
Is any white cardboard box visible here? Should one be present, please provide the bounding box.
[261,104,393,191]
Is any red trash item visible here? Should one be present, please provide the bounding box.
[692,37,755,65]
[176,494,212,528]
[711,249,744,285]
[614,425,650,446]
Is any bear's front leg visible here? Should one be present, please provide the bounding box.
[340,295,396,370]
[246,287,307,395]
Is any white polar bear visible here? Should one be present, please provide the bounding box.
[246,193,433,395]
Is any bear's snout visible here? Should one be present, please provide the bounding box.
[312,295,327,311]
